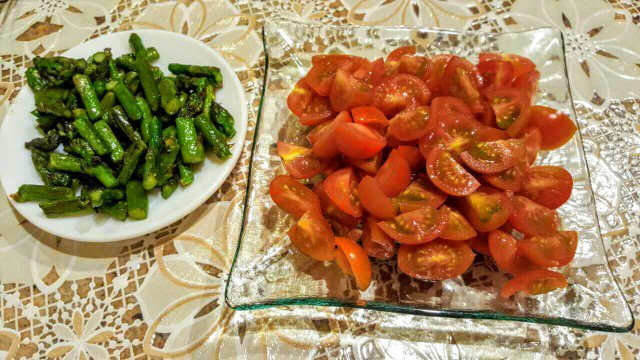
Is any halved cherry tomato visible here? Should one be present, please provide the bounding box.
[500,269,567,298]
[329,68,373,112]
[306,55,353,96]
[520,166,573,210]
[299,96,334,126]
[467,233,491,255]
[395,145,424,172]
[479,53,536,80]
[269,175,320,219]
[426,146,480,196]
[522,127,542,165]
[335,122,386,159]
[314,181,360,226]
[399,55,431,77]
[372,74,431,116]
[287,78,314,117]
[375,150,411,197]
[482,158,527,191]
[484,87,529,131]
[477,125,510,141]
[387,46,416,62]
[277,142,325,179]
[513,69,540,102]
[478,60,513,90]
[357,176,396,220]
[353,58,385,87]
[430,96,474,125]
[394,174,448,213]
[312,111,352,158]
[324,167,362,217]
[424,54,453,95]
[509,195,559,236]
[477,101,497,127]
[347,152,382,174]
[351,106,389,130]
[519,230,578,268]
[488,230,539,274]
[441,206,477,240]
[398,240,475,280]
[362,217,396,260]
[307,121,330,145]
[386,132,419,148]
[389,106,433,141]
[442,56,482,111]
[288,210,335,261]
[378,206,448,244]
[334,237,372,290]
[460,187,512,232]
[526,106,577,150]
[432,113,484,155]
[329,220,362,241]
[460,139,524,174]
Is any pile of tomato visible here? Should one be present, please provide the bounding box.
[270,46,579,298]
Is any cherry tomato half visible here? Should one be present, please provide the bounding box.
[314,181,360,227]
[526,106,577,150]
[426,146,480,196]
[500,269,567,298]
[478,60,513,90]
[306,55,354,96]
[460,139,524,174]
[372,74,431,117]
[288,210,335,261]
[389,106,433,141]
[351,105,389,130]
[519,230,578,268]
[482,158,527,191]
[479,53,536,80]
[277,142,325,179]
[357,176,396,220]
[378,206,448,244]
[375,150,412,197]
[362,217,396,260]
[335,122,387,159]
[395,145,424,172]
[287,78,314,117]
[312,111,352,159]
[509,195,559,236]
[467,233,491,256]
[334,237,372,290]
[324,167,362,217]
[269,175,320,219]
[488,230,539,274]
[329,68,373,113]
[442,56,482,111]
[347,152,382,174]
[441,205,477,241]
[398,240,475,280]
[484,87,529,131]
[460,187,513,232]
[519,166,573,209]
[394,174,448,213]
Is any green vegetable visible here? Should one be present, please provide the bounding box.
[88,188,124,207]
[126,181,148,220]
[94,120,124,163]
[113,82,142,121]
[72,109,109,155]
[136,96,153,143]
[161,176,179,199]
[158,77,186,115]
[49,153,84,173]
[67,138,96,163]
[26,68,46,91]
[142,117,162,190]
[87,164,119,189]
[25,129,60,152]
[178,163,194,187]
[34,89,71,117]
[39,198,93,218]
[99,91,116,112]
[98,200,127,220]
[31,149,72,187]
[194,85,231,159]
[110,106,145,147]
[211,102,236,138]
[157,126,180,184]
[175,117,205,164]
[117,144,145,184]
[73,74,102,120]
[11,184,74,203]
[135,57,160,111]
[168,64,222,87]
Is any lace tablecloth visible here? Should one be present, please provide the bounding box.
[0,0,639,359]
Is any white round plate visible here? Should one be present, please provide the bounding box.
[0,30,247,242]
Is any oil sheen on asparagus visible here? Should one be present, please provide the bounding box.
[13,33,235,220]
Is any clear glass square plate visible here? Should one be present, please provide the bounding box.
[225,20,634,332]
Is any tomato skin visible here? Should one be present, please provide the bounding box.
[519,230,578,267]
[335,122,387,159]
[378,206,448,244]
[298,96,334,126]
[441,206,477,241]
[372,74,431,117]
[460,139,524,174]
[288,210,335,261]
[395,145,424,172]
[334,237,372,290]
[424,54,453,95]
[351,106,389,130]
[387,46,416,62]
[482,158,527,191]
[509,195,559,236]
[277,142,325,179]
[394,175,448,213]
[306,55,353,96]
[389,106,434,141]
[478,60,513,90]
[426,146,480,196]
[442,56,482,111]
[269,175,321,219]
[314,181,360,226]
[375,150,412,197]
[484,87,529,131]
[488,230,539,274]
[522,127,542,165]
[460,187,513,232]
[399,55,431,77]
[467,233,491,256]
[287,78,315,117]
[519,166,573,209]
[329,68,373,113]
[329,220,362,241]
[353,58,385,87]
[430,96,474,125]
[398,240,475,280]
[312,111,352,159]
[347,152,382,174]
[357,176,397,220]
[479,53,536,80]
[324,167,362,217]
[307,121,330,145]
[513,70,540,102]
[362,217,396,260]
[500,269,567,298]
[526,106,577,150]
[477,101,497,127]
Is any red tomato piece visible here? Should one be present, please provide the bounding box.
[482,158,528,191]
[394,174,448,213]
[522,127,542,166]
[314,181,360,227]
[287,78,314,117]
[335,122,386,159]
[430,96,474,125]
[269,175,320,219]
[287,210,335,261]
[460,187,513,232]
[306,55,353,96]
[329,68,373,112]
[467,233,491,256]
[488,230,539,275]
[334,237,372,290]
[442,56,482,111]
[351,106,389,130]
[500,269,567,298]
[526,106,577,150]
[519,230,578,268]
[399,55,431,78]
[509,195,559,236]
[520,166,573,210]
[395,145,424,172]
[372,74,431,116]
[424,54,453,95]
[353,58,385,87]
[347,152,382,174]
[362,217,396,260]
[441,206,477,241]
[426,146,480,196]
[479,53,536,80]
[277,142,325,179]
[398,240,475,280]
[387,46,416,62]
[329,220,363,241]
[375,150,411,197]
[477,101,497,127]
[312,111,352,159]
[378,206,448,244]
[306,121,330,145]
[389,106,434,141]
[460,139,524,174]
[324,167,362,217]
[484,87,529,131]
[513,69,540,102]
[478,60,513,90]
[298,96,334,126]
[357,176,396,220]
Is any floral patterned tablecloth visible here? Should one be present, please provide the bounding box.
[0,0,639,359]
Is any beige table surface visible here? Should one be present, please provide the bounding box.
[1,0,639,359]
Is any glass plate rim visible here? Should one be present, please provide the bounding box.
[224,20,635,333]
